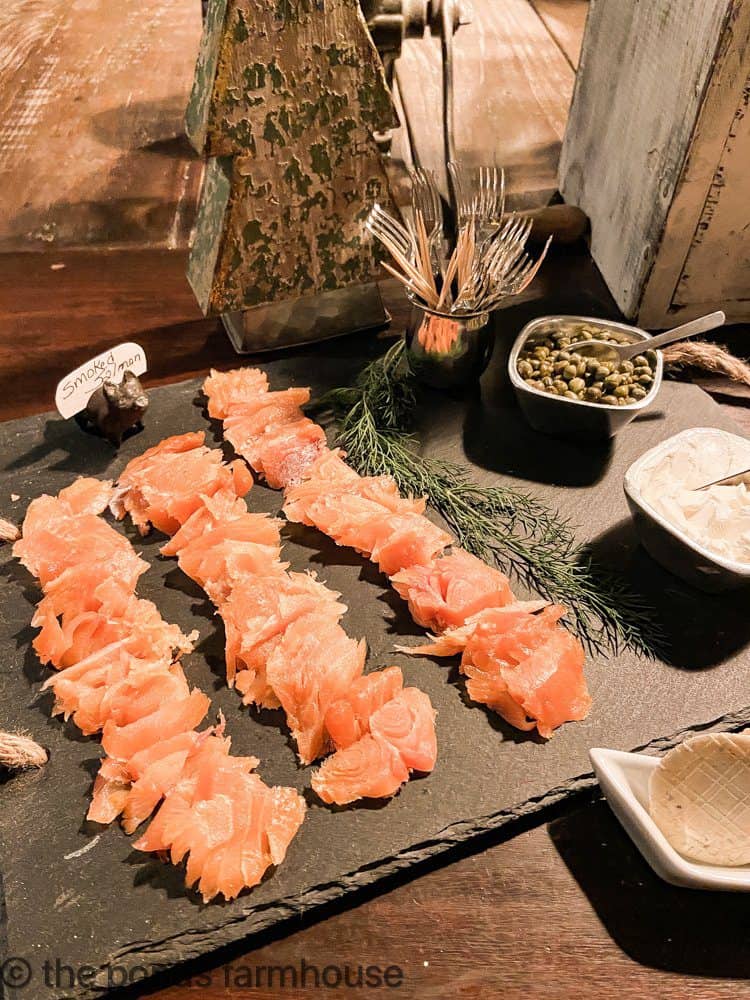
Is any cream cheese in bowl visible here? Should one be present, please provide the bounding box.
[635,429,750,562]
[624,427,750,590]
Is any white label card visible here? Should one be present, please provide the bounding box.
[55,343,148,419]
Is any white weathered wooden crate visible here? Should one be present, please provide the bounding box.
[559,0,750,328]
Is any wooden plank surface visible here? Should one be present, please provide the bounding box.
[0,0,586,255]
[529,0,589,68]
[150,801,750,999]
[395,0,576,208]
[0,0,204,252]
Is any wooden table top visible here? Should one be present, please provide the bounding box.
[1,248,749,999]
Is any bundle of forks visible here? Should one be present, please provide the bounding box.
[366,163,552,315]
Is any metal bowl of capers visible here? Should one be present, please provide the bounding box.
[508,316,664,441]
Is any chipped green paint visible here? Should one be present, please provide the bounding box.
[233,7,250,40]
[292,259,315,292]
[266,59,286,93]
[187,0,397,315]
[242,219,269,248]
[273,0,315,22]
[224,86,241,109]
[309,142,332,182]
[184,0,230,154]
[222,120,256,156]
[243,63,266,90]
[262,112,286,149]
[277,105,293,138]
[202,0,395,157]
[192,153,389,314]
[326,42,359,68]
[186,157,233,312]
[299,190,328,222]
[284,157,312,197]
[331,117,357,148]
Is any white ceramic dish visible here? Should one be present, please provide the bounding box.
[590,747,750,891]
[623,427,750,592]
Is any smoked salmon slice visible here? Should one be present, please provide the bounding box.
[57,477,114,515]
[501,629,590,739]
[101,688,211,762]
[311,735,410,806]
[203,367,269,420]
[33,591,194,670]
[256,420,328,489]
[133,750,305,902]
[391,549,514,632]
[406,604,589,737]
[115,431,252,535]
[87,758,132,825]
[90,727,233,834]
[14,494,143,588]
[48,655,190,737]
[284,449,425,517]
[313,670,437,804]
[369,688,437,773]
[283,490,452,576]
[266,613,367,763]
[219,570,345,694]
[324,666,404,750]
[160,490,250,557]
[223,399,326,489]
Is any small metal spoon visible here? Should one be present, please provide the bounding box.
[568,310,726,364]
[697,467,750,491]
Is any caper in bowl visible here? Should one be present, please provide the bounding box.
[508,316,664,441]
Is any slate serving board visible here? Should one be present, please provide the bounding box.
[2,332,750,999]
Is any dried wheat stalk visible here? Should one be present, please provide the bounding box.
[0,516,19,542]
[663,340,750,387]
[0,730,48,770]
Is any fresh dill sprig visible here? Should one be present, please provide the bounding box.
[314,339,660,658]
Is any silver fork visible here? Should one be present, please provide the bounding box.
[448,162,505,236]
[366,203,415,261]
[410,167,444,273]
[459,216,539,310]
[476,165,505,246]
[471,216,532,297]
[447,160,475,229]
[482,241,551,308]
[454,213,530,309]
[484,216,533,279]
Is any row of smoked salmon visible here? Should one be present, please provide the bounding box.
[203,368,592,739]
[112,430,437,803]
[13,476,306,902]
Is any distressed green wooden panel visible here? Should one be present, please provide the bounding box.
[184,0,230,155]
[186,157,233,313]
[191,150,389,314]
[205,0,396,157]
[185,0,396,316]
